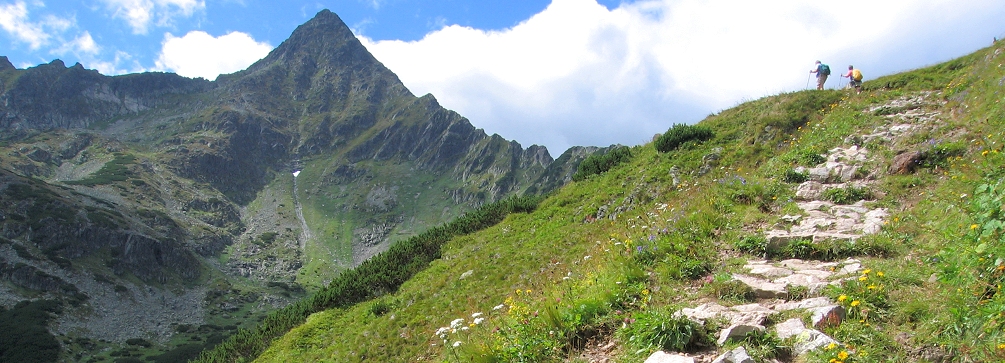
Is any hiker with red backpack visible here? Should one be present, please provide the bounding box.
[842,65,863,94]
[810,61,830,90]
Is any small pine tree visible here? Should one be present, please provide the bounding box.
[654,124,714,153]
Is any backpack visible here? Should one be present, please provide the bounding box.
[820,64,831,76]
[852,69,863,81]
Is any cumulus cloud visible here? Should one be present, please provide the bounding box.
[54,31,100,56]
[0,1,51,49]
[154,30,272,80]
[100,0,205,34]
[359,0,1005,153]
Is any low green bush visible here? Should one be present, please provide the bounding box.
[823,186,873,204]
[66,153,136,186]
[918,141,967,169]
[768,237,894,261]
[620,307,710,352]
[572,146,632,181]
[783,169,809,183]
[734,235,768,255]
[655,124,714,153]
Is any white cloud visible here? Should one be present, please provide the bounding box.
[154,30,272,80]
[0,1,50,49]
[54,31,100,56]
[359,0,1005,153]
[100,0,205,34]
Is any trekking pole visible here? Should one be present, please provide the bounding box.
[806,73,811,89]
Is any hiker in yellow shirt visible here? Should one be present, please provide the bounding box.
[842,65,863,94]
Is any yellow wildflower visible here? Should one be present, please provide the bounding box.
[998,343,1005,349]
[838,295,847,302]
[826,342,838,350]
[877,271,885,277]
[859,276,868,281]
[863,269,872,275]
[838,351,850,360]
[971,224,979,230]
[851,300,861,307]
[868,285,877,290]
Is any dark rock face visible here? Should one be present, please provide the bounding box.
[165,109,291,205]
[0,262,80,296]
[0,171,201,284]
[0,60,211,131]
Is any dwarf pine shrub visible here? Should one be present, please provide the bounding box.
[572,145,632,181]
[654,124,714,153]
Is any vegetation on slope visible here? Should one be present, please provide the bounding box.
[249,40,1005,363]
[195,195,543,362]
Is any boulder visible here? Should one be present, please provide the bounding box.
[795,181,825,200]
[677,302,731,324]
[791,329,839,356]
[644,351,695,363]
[717,324,764,346]
[810,305,846,329]
[711,346,755,363]
[732,274,787,299]
[774,318,807,339]
[774,297,833,311]
[890,150,923,174]
[744,264,793,279]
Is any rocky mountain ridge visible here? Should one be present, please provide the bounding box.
[0,9,594,362]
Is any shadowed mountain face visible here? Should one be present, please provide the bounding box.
[0,9,590,359]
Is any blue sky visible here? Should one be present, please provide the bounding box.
[2,1,1004,154]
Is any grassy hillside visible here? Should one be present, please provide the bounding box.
[205,40,1005,362]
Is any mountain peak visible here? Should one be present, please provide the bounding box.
[242,9,375,74]
[0,56,14,71]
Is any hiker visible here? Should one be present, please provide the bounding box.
[842,65,863,94]
[809,61,830,90]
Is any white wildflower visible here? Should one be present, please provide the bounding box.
[473,317,485,325]
[471,312,483,318]
[493,304,506,311]
[452,341,462,347]
[450,318,465,329]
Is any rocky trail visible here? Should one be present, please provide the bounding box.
[633,92,943,363]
